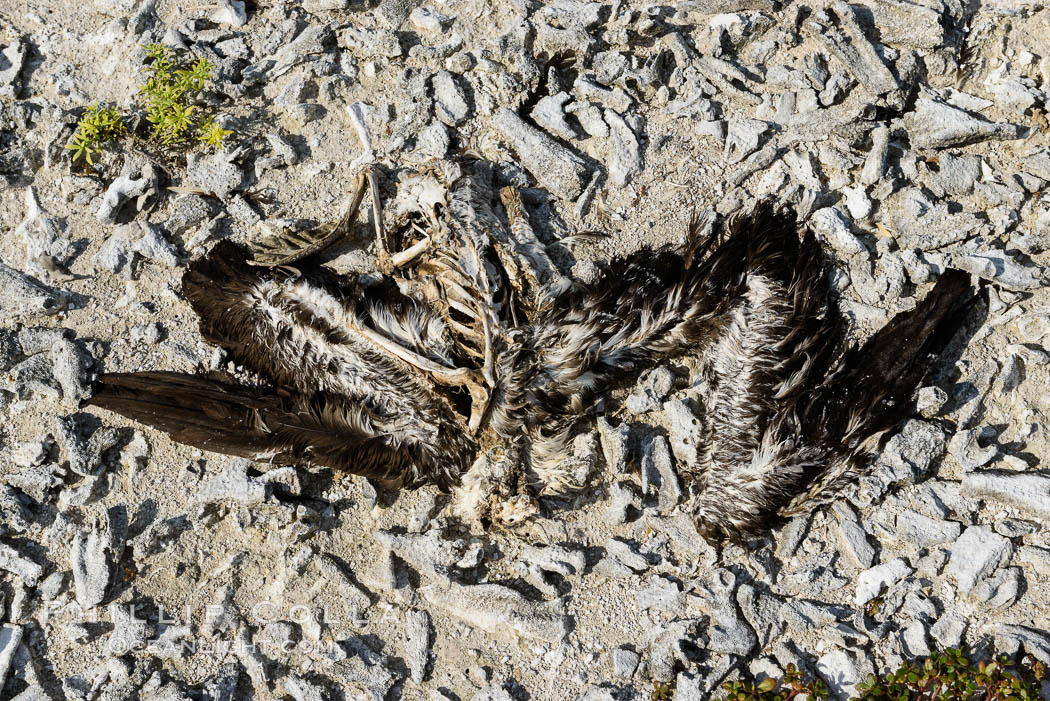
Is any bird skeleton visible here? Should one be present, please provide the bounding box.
[88,159,975,543]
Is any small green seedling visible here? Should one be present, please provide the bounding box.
[651,680,674,700]
[197,115,235,149]
[65,104,128,167]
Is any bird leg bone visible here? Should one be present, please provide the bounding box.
[368,168,436,272]
[384,220,435,273]
[389,235,432,269]
[351,320,491,432]
[367,168,392,260]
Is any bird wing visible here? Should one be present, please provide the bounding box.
[489,207,765,490]
[85,372,454,487]
[689,208,845,541]
[183,239,473,452]
[87,241,478,489]
[185,241,456,392]
[689,207,975,542]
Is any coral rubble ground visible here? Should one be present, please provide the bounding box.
[0,0,1049,699]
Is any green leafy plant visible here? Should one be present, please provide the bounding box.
[651,680,674,700]
[856,649,1043,701]
[718,649,1044,701]
[66,43,230,169]
[65,104,127,167]
[197,115,234,149]
[720,663,829,701]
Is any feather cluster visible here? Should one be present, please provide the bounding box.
[88,160,973,543]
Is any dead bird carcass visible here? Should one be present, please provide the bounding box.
[86,160,976,543]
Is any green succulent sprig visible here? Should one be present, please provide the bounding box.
[856,649,1043,701]
[198,116,235,149]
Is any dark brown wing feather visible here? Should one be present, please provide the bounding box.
[86,372,429,486]
[177,241,475,489]
[91,240,476,490]
[490,202,780,445]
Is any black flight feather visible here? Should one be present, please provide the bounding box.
[86,372,425,486]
